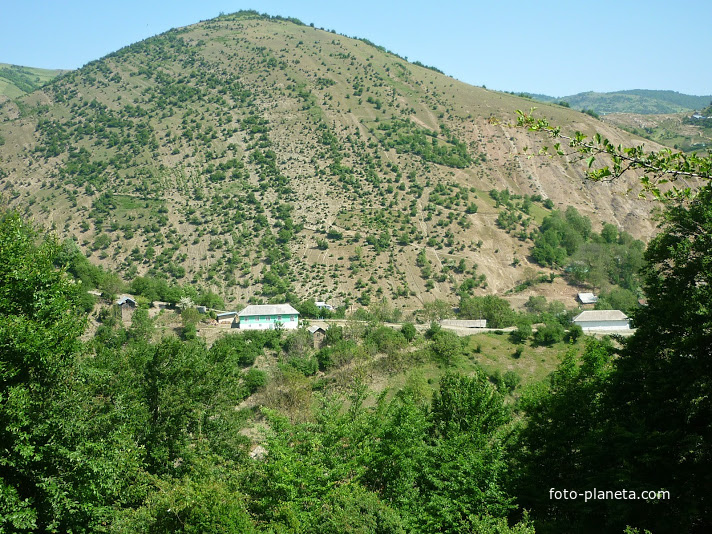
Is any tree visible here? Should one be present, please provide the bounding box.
[0,212,98,531]
[513,341,614,533]
[430,329,462,365]
[513,114,712,532]
[401,322,417,342]
[459,295,515,328]
[602,183,712,532]
[510,321,532,344]
[533,321,565,346]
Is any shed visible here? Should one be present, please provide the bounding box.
[216,311,237,325]
[116,296,137,307]
[116,295,137,322]
[237,304,299,330]
[577,292,599,305]
[308,325,327,348]
[572,310,630,331]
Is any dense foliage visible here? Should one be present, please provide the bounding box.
[2,168,712,532]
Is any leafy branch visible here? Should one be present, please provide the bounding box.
[515,108,712,199]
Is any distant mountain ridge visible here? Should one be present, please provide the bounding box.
[526,89,712,115]
[0,63,66,98]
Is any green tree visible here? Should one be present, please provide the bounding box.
[516,113,712,532]
[0,212,90,531]
[401,322,417,342]
[601,183,712,531]
[430,329,462,365]
[460,295,515,328]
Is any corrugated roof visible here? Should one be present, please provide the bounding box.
[308,325,326,334]
[238,304,299,317]
[577,292,598,304]
[573,310,628,322]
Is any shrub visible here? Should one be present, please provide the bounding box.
[243,368,267,393]
[534,322,565,346]
[510,322,532,344]
[401,322,417,342]
[564,324,584,343]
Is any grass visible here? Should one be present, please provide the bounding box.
[363,332,581,405]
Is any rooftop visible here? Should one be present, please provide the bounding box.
[573,310,628,322]
[577,292,599,304]
[238,304,299,317]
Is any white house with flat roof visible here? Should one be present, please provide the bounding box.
[573,310,630,331]
[237,304,299,330]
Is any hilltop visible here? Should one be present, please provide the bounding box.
[0,11,660,310]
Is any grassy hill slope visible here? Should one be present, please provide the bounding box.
[0,11,660,309]
[0,63,65,98]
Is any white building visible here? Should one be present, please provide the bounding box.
[440,319,487,329]
[572,310,630,331]
[237,304,299,330]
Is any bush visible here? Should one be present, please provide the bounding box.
[316,340,361,371]
[243,368,267,393]
[425,321,442,339]
[564,324,584,343]
[401,322,417,342]
[285,355,318,376]
[459,295,515,328]
[534,322,565,346]
[209,333,264,367]
[510,322,532,344]
[366,326,406,354]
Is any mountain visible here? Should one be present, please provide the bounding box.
[0,63,65,99]
[0,11,660,309]
[524,89,712,115]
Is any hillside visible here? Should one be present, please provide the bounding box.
[0,63,65,98]
[603,110,712,153]
[527,89,712,115]
[0,11,661,310]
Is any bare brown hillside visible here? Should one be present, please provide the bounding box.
[0,12,661,310]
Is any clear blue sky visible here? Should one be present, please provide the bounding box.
[2,0,710,97]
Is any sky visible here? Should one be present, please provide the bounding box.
[1,0,710,97]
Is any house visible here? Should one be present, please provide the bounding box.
[237,304,299,330]
[216,311,237,325]
[308,325,327,348]
[440,319,487,329]
[577,292,599,305]
[315,301,334,311]
[572,310,630,331]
